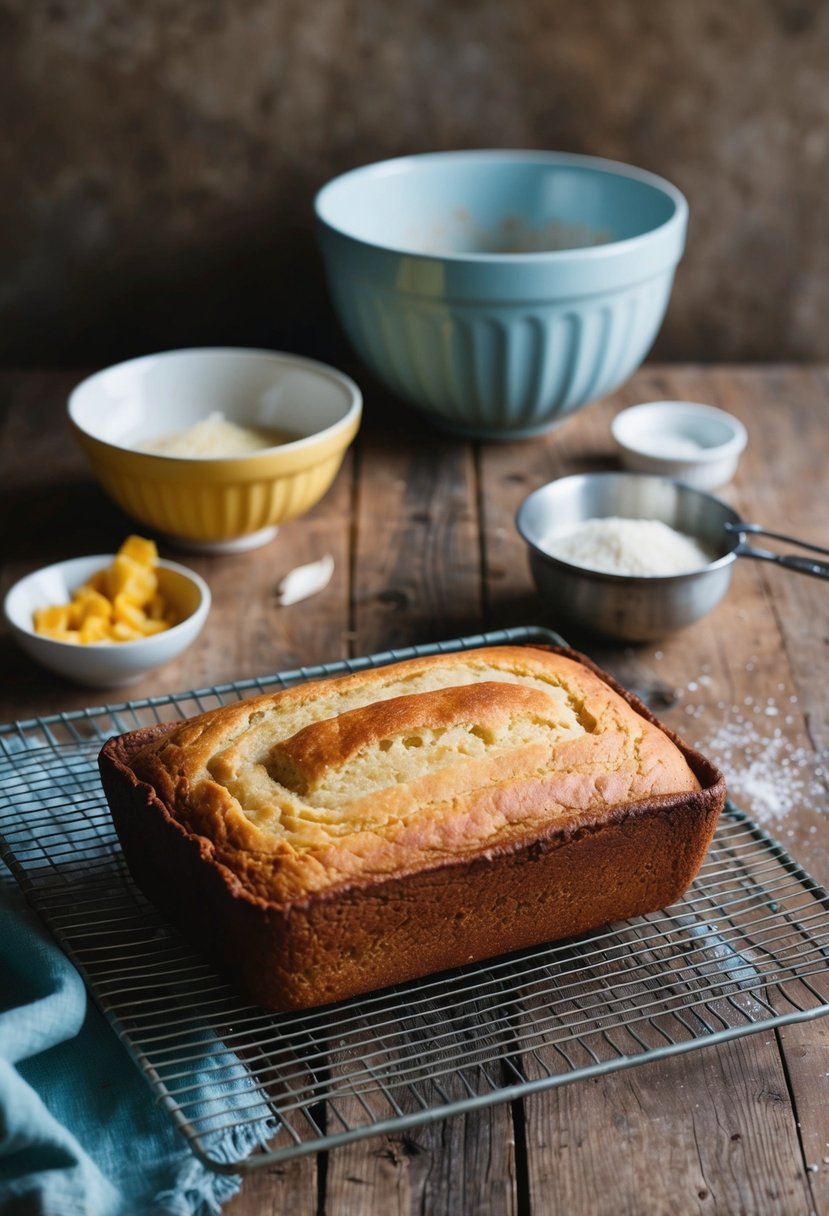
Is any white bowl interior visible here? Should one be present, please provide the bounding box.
[612,402,747,461]
[316,152,680,255]
[68,348,359,454]
[6,557,109,633]
[154,565,207,623]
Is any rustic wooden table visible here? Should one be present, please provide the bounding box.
[2,364,828,1215]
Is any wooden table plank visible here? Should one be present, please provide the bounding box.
[522,1038,814,1216]
[777,1015,829,1209]
[224,1158,319,1216]
[346,405,483,654]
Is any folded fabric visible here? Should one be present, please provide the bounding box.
[0,875,278,1216]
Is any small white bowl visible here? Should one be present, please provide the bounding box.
[4,555,211,688]
[611,401,747,491]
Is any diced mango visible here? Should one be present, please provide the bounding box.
[66,600,85,630]
[39,627,81,644]
[74,586,112,620]
[32,535,177,646]
[118,535,158,567]
[112,593,148,630]
[87,569,109,595]
[106,554,157,607]
[110,621,145,642]
[135,617,170,637]
[34,604,71,632]
[79,617,110,644]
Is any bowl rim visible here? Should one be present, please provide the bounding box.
[67,346,362,463]
[4,554,212,650]
[515,471,740,584]
[314,148,688,264]
[611,401,748,465]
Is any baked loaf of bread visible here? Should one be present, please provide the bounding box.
[99,645,725,1010]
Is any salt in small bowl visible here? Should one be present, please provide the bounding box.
[611,401,747,491]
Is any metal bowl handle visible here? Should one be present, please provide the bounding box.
[724,520,829,557]
[735,547,829,580]
[724,522,829,581]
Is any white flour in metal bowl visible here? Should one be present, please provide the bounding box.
[542,516,713,577]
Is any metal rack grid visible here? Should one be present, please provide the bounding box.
[2,625,829,1174]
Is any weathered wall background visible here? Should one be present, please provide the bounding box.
[1,0,827,367]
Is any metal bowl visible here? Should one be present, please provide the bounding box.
[512,471,821,646]
[515,473,764,642]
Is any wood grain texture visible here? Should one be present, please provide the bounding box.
[224,1158,318,1216]
[349,403,482,654]
[2,365,828,1216]
[521,1039,814,1216]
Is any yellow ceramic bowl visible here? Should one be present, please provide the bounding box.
[68,348,362,552]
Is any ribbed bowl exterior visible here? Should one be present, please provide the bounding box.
[315,151,687,438]
[324,272,675,438]
[79,445,349,544]
[67,348,363,547]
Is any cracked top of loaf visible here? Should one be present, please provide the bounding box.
[124,646,700,903]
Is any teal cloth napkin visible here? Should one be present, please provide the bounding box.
[0,877,278,1215]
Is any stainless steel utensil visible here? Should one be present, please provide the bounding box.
[515,472,829,642]
[722,520,829,578]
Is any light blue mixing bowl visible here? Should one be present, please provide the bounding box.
[315,150,688,439]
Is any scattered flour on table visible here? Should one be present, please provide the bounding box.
[678,670,828,830]
[542,516,713,576]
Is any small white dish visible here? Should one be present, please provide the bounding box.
[4,555,211,688]
[611,401,747,491]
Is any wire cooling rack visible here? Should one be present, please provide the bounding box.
[2,625,829,1174]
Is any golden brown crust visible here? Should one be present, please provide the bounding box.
[98,644,726,1010]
